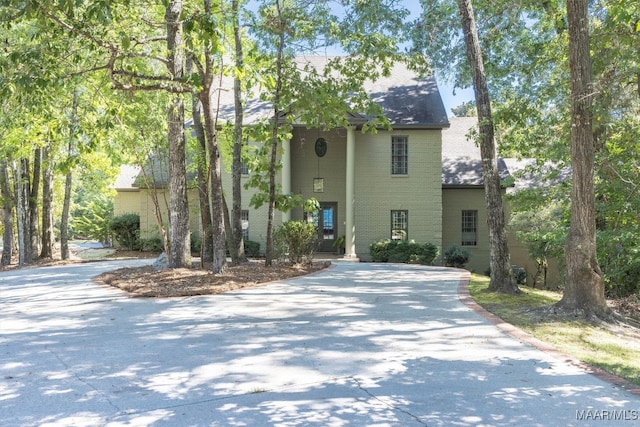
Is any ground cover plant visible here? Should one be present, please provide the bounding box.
[468,274,640,386]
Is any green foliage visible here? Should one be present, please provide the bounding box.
[303,197,320,214]
[443,245,470,268]
[141,236,164,253]
[369,239,438,265]
[450,100,477,117]
[109,213,141,251]
[189,233,201,255]
[273,220,318,264]
[512,265,527,285]
[508,192,567,272]
[244,240,261,258]
[369,239,395,262]
[72,195,113,244]
[598,229,640,298]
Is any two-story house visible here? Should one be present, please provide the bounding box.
[114,56,552,281]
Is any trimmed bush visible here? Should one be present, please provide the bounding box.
[109,213,141,250]
[370,239,438,265]
[370,239,396,262]
[244,240,260,257]
[443,245,470,268]
[273,220,319,264]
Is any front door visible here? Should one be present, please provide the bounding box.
[316,202,337,252]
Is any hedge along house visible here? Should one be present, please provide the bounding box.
[114,56,449,260]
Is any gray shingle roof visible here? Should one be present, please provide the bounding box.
[442,117,570,189]
[441,117,511,187]
[215,56,449,128]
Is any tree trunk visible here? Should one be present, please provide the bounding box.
[231,0,247,264]
[29,148,41,258]
[60,169,73,260]
[556,0,607,318]
[191,95,214,263]
[17,158,32,265]
[40,145,54,259]
[0,159,14,267]
[200,87,227,274]
[265,8,286,267]
[165,0,191,268]
[456,0,519,294]
[61,90,79,261]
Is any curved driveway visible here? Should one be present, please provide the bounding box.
[1,260,639,426]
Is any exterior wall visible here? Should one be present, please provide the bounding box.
[113,128,444,259]
[443,187,562,286]
[288,127,347,233]
[113,190,140,218]
[442,188,490,273]
[219,143,283,254]
[354,129,443,260]
[116,188,200,242]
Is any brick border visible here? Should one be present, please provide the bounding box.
[457,271,640,396]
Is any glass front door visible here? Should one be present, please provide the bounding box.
[313,202,337,252]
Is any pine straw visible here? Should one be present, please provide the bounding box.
[94,259,331,298]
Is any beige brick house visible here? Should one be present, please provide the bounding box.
[115,58,448,261]
[114,57,553,282]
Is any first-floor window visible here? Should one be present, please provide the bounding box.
[461,210,477,246]
[391,210,408,240]
[241,209,249,240]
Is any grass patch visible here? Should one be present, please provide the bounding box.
[469,273,640,386]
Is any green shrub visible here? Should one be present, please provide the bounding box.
[244,240,260,257]
[141,236,165,252]
[190,233,202,254]
[599,229,640,298]
[72,196,113,244]
[273,220,318,264]
[512,265,528,285]
[370,239,438,265]
[443,245,470,268]
[370,239,397,262]
[109,213,141,250]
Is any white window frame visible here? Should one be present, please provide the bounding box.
[391,210,408,241]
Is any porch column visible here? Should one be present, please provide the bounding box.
[281,136,291,222]
[345,125,357,258]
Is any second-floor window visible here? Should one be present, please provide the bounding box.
[391,136,408,175]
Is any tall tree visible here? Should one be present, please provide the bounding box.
[40,144,54,258]
[60,89,79,260]
[555,0,607,317]
[0,159,14,268]
[165,0,192,268]
[456,0,518,294]
[230,0,248,264]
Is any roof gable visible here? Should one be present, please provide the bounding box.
[215,56,448,129]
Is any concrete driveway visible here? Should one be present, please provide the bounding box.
[1,260,639,426]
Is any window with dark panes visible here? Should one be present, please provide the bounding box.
[391,136,408,175]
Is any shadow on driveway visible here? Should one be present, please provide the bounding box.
[1,261,638,426]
